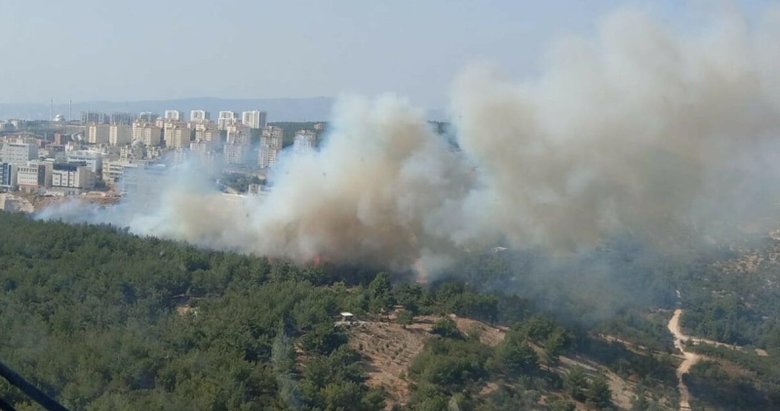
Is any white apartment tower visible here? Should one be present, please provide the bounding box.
[217,111,237,130]
[190,110,210,122]
[293,130,317,153]
[164,110,183,121]
[258,126,283,169]
[241,111,266,129]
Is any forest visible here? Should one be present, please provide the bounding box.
[1,211,778,410]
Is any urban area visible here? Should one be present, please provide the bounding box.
[0,109,323,211]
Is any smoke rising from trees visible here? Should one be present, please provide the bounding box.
[40,6,780,274]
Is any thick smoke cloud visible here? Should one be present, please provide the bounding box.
[40,6,780,273]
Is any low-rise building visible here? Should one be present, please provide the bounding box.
[16,163,51,191]
[51,162,96,192]
[67,150,103,175]
[103,159,141,185]
[0,141,39,166]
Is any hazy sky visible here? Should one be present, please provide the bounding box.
[0,0,771,108]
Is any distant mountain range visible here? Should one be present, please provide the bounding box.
[0,97,335,122]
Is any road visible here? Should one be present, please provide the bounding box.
[667,309,700,411]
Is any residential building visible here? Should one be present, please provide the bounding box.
[224,143,249,166]
[190,140,213,155]
[110,112,135,125]
[190,110,210,122]
[132,122,162,146]
[194,124,221,144]
[164,110,183,121]
[87,123,110,144]
[138,112,158,122]
[258,126,283,168]
[109,124,133,146]
[241,111,266,129]
[81,112,109,124]
[293,130,317,153]
[226,123,251,145]
[217,111,237,130]
[163,124,191,148]
[120,142,146,161]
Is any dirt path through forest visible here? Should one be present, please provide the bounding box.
[667,309,700,410]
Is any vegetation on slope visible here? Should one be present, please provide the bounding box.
[1,211,778,410]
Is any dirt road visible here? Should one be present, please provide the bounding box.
[667,309,700,411]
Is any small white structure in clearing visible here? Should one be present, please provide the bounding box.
[340,312,355,322]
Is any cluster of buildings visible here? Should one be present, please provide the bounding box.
[0,138,97,193]
[0,109,323,195]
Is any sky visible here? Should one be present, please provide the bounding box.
[0,0,773,109]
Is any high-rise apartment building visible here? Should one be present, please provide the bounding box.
[87,124,110,144]
[293,130,317,153]
[81,112,109,124]
[133,122,162,146]
[258,126,283,169]
[164,110,183,121]
[190,110,210,122]
[163,124,191,148]
[218,111,237,130]
[139,112,158,122]
[241,111,266,129]
[224,143,249,166]
[194,122,221,143]
[226,123,251,145]
[110,112,135,125]
[109,124,133,146]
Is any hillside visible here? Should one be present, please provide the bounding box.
[1,211,779,410]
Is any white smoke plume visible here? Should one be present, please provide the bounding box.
[39,5,780,272]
